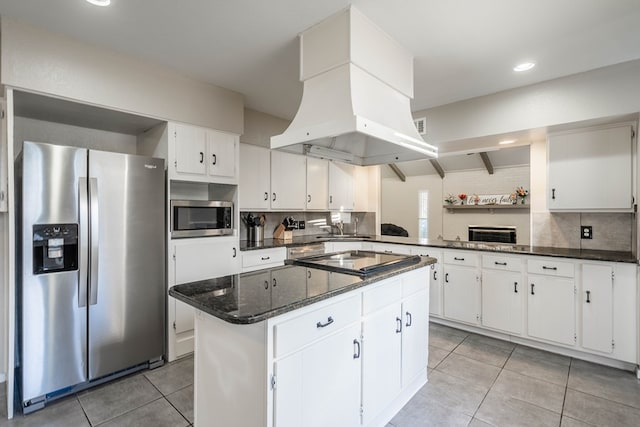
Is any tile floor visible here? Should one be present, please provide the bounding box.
[1,323,640,426]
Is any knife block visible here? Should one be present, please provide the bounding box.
[273,224,292,240]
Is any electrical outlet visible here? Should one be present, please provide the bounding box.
[581,225,593,239]
[298,220,305,230]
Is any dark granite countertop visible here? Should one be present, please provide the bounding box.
[169,257,435,324]
[240,235,637,263]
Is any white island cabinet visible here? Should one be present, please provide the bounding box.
[189,266,430,427]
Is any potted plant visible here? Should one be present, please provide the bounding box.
[444,193,456,205]
[515,186,529,204]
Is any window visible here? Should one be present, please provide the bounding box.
[418,190,428,239]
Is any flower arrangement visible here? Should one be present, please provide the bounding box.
[444,193,456,205]
[472,193,480,205]
[515,186,529,204]
[458,193,467,205]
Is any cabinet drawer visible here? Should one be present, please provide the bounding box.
[443,251,479,267]
[527,258,574,278]
[242,247,286,269]
[274,295,361,357]
[482,255,523,272]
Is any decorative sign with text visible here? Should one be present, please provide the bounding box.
[474,194,515,205]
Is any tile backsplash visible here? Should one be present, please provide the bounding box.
[532,212,635,252]
[239,211,376,241]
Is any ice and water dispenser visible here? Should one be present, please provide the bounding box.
[32,224,79,274]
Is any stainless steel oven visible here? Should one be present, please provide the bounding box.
[171,200,233,238]
[468,225,516,244]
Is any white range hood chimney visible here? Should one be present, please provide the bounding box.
[271,6,437,166]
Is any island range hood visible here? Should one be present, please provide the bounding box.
[271,6,438,166]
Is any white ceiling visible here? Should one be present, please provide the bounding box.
[1,0,639,122]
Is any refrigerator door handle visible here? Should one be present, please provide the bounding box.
[78,178,89,308]
[89,178,99,306]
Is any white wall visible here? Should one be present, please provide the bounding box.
[415,59,640,147]
[381,166,531,244]
[381,174,443,239]
[1,18,244,134]
[241,108,289,148]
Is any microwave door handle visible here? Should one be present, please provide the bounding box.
[89,178,99,306]
[78,178,88,308]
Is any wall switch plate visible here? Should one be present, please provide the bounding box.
[581,225,593,239]
[298,220,305,230]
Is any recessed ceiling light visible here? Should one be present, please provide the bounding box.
[86,0,111,6]
[499,139,516,145]
[513,62,535,72]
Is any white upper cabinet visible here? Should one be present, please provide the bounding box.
[239,145,306,210]
[239,144,271,210]
[306,157,329,210]
[173,123,207,176]
[207,130,237,179]
[271,150,307,210]
[329,162,355,211]
[170,122,238,184]
[548,124,634,211]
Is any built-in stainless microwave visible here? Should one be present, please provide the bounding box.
[171,200,233,238]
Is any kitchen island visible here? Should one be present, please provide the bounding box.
[170,255,435,427]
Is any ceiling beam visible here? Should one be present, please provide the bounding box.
[388,163,406,182]
[479,152,494,175]
[429,159,445,179]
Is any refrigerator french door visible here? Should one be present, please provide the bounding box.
[18,141,165,411]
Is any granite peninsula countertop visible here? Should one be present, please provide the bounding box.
[240,235,637,264]
[169,257,435,324]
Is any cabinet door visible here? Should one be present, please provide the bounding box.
[274,323,361,427]
[401,291,429,386]
[410,248,442,317]
[482,270,523,335]
[306,157,329,210]
[361,302,402,425]
[443,266,480,325]
[174,123,207,176]
[173,239,240,334]
[239,144,270,210]
[174,239,240,283]
[271,150,306,210]
[527,274,575,346]
[174,300,195,334]
[581,264,613,354]
[207,130,236,178]
[271,267,308,308]
[548,125,633,210]
[328,162,354,211]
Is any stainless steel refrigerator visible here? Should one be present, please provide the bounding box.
[17,141,165,413]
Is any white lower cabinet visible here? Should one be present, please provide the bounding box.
[401,290,429,386]
[360,272,430,425]
[481,252,525,338]
[168,237,240,360]
[579,262,636,363]
[361,282,403,425]
[527,274,576,346]
[410,247,442,317]
[481,269,523,335]
[581,264,613,354]
[443,261,481,325]
[274,323,362,427]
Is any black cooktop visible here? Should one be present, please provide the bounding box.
[285,250,422,277]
